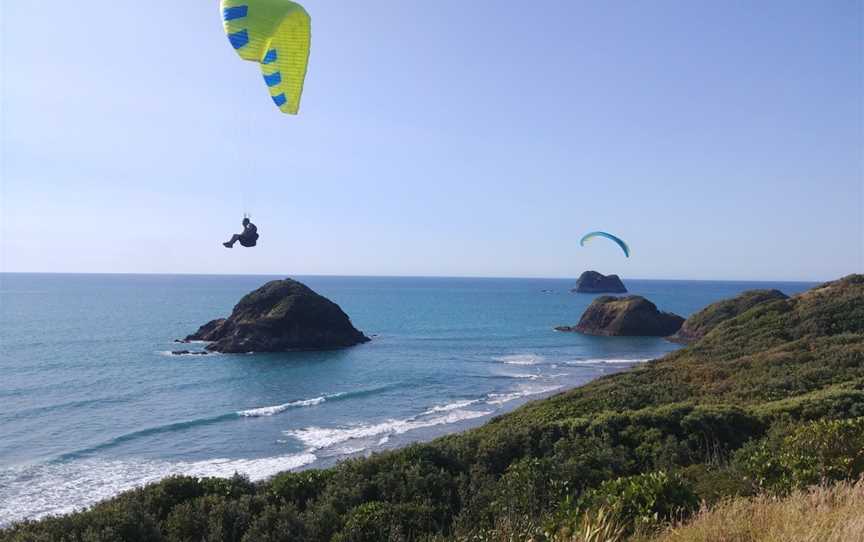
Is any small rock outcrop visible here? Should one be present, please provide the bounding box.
[557,295,684,336]
[571,271,627,294]
[668,289,788,344]
[180,279,370,353]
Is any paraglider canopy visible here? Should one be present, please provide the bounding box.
[221,0,311,114]
[580,231,630,258]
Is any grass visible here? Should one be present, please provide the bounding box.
[649,478,864,542]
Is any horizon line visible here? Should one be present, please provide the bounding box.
[0,270,830,284]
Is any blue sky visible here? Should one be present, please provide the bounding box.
[1,1,861,280]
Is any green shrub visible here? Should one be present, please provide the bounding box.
[576,471,698,532]
[163,494,263,542]
[78,501,162,542]
[268,469,334,510]
[139,476,205,522]
[200,473,257,500]
[240,504,307,542]
[678,463,752,504]
[493,457,558,522]
[738,416,864,493]
[333,501,436,542]
[783,417,864,485]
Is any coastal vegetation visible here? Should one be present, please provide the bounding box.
[648,478,864,542]
[668,289,788,344]
[3,275,862,542]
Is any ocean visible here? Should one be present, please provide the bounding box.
[0,274,816,525]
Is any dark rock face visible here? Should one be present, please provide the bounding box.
[185,318,226,342]
[571,271,627,293]
[181,279,370,353]
[560,295,684,336]
[669,289,788,344]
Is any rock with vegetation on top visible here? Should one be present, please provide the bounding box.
[557,295,684,336]
[668,289,788,343]
[181,279,370,353]
[571,271,627,293]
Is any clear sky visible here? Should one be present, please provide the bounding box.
[1,1,861,280]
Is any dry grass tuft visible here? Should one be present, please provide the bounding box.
[649,478,864,542]
[562,507,627,542]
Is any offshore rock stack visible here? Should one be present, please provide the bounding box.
[179,279,370,353]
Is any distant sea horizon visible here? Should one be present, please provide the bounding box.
[1,273,818,525]
[0,271,834,282]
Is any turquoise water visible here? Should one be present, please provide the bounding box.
[0,274,815,525]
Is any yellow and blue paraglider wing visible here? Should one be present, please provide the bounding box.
[580,231,631,258]
[221,0,281,62]
[220,0,311,114]
[260,8,311,114]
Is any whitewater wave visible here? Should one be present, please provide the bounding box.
[421,399,482,415]
[238,393,346,417]
[564,358,652,366]
[493,354,545,366]
[0,452,315,527]
[486,385,562,405]
[286,382,565,452]
[334,446,367,456]
[498,372,540,380]
[286,408,492,450]
[57,384,406,460]
[236,383,401,418]
[158,350,221,357]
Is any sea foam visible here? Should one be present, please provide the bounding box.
[421,399,483,415]
[238,393,345,417]
[493,354,545,366]
[158,350,221,357]
[0,452,316,527]
[564,358,652,365]
[286,408,492,450]
[486,384,562,405]
[498,372,540,380]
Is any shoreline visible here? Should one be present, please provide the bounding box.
[0,360,644,527]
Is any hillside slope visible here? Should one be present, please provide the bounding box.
[3,276,863,542]
[668,288,788,344]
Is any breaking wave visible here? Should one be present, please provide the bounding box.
[238,393,344,417]
[563,358,652,366]
[421,399,483,415]
[486,385,562,405]
[0,452,315,526]
[286,408,492,450]
[493,354,545,366]
[236,383,402,418]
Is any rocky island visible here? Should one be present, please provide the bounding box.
[571,270,627,293]
[557,295,684,336]
[179,279,370,353]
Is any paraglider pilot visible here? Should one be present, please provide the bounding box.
[223,217,259,248]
